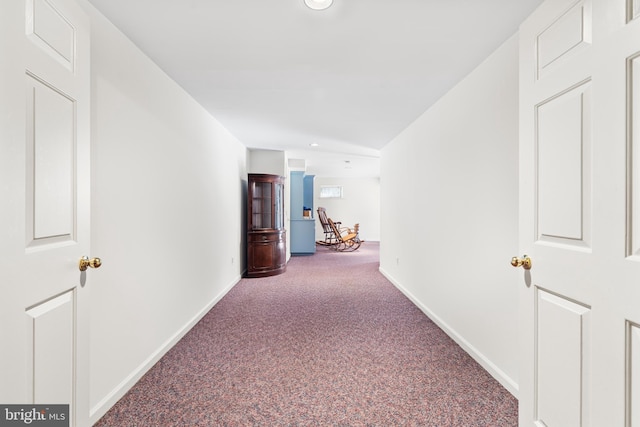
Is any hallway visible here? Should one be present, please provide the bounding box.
[95,243,516,426]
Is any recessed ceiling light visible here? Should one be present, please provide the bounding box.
[309,143,319,147]
[304,0,333,11]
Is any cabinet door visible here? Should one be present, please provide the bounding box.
[248,242,276,271]
[251,181,272,230]
[274,182,284,229]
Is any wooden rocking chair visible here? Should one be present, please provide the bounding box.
[316,207,340,246]
[327,218,362,252]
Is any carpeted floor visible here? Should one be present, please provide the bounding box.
[94,242,517,426]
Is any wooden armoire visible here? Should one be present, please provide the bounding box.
[246,174,286,277]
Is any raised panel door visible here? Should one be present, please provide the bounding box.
[519,0,640,425]
[0,0,92,425]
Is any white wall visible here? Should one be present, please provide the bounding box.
[314,177,381,242]
[379,35,520,395]
[84,2,248,422]
[248,149,287,176]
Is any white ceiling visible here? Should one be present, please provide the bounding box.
[86,0,543,178]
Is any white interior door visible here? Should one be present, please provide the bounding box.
[519,0,640,425]
[0,0,92,426]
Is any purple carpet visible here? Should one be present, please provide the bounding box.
[95,242,517,426]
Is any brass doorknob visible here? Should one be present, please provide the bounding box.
[79,256,102,271]
[511,255,532,270]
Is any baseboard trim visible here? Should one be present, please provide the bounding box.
[89,275,241,424]
[378,267,519,398]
